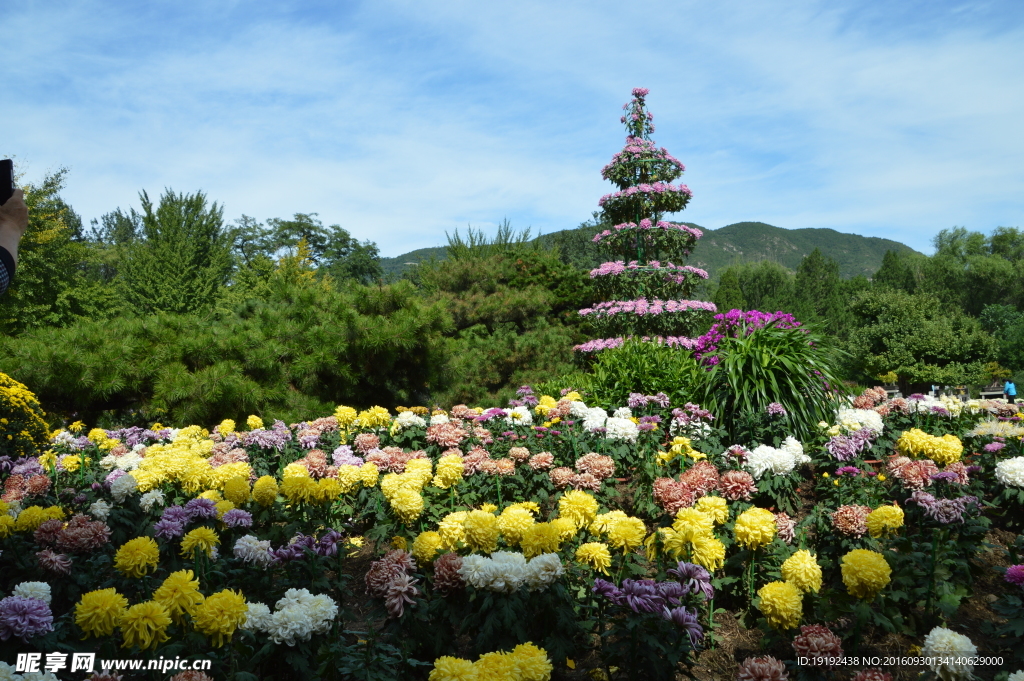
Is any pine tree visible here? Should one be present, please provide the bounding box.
[578,89,715,352]
[117,189,233,316]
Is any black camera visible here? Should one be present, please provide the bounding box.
[0,159,13,206]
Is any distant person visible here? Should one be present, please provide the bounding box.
[0,188,28,296]
[1006,379,1017,405]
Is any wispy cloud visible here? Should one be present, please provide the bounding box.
[2,0,1022,256]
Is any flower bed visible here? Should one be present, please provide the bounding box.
[2,386,1024,680]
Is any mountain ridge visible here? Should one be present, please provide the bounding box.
[381,221,920,280]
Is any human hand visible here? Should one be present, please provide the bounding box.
[0,188,28,266]
[0,188,28,236]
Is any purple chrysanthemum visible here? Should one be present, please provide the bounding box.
[664,606,704,646]
[153,519,185,539]
[619,579,665,614]
[161,505,190,524]
[766,402,787,417]
[592,578,622,603]
[184,497,217,521]
[332,445,363,467]
[668,562,714,600]
[984,442,1006,452]
[317,530,344,557]
[221,509,253,528]
[0,596,53,642]
[1005,564,1024,586]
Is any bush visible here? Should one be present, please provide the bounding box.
[0,372,50,457]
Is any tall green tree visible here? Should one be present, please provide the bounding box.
[872,250,917,293]
[792,248,847,334]
[712,267,746,312]
[117,189,233,316]
[0,168,116,333]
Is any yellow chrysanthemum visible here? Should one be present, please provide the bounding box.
[223,476,251,505]
[336,464,361,494]
[334,405,358,426]
[690,534,726,571]
[252,476,278,506]
[589,510,628,536]
[180,527,220,559]
[215,500,235,519]
[193,589,248,647]
[521,522,563,559]
[463,510,499,553]
[356,406,391,429]
[497,507,536,546]
[429,656,477,681]
[14,505,50,532]
[0,514,14,538]
[866,504,905,538]
[734,507,777,550]
[479,503,498,513]
[438,511,469,550]
[389,489,425,524]
[534,395,558,416]
[695,495,729,524]
[282,475,318,504]
[780,550,822,593]
[120,601,171,650]
[114,537,160,578]
[316,477,342,503]
[841,549,891,599]
[216,419,236,438]
[391,535,408,550]
[606,516,646,553]
[756,581,803,630]
[412,531,444,564]
[506,501,540,514]
[575,542,612,574]
[360,462,380,487]
[432,454,465,489]
[510,642,553,681]
[558,490,599,529]
[673,507,715,542]
[153,569,204,624]
[895,429,963,465]
[246,415,263,430]
[474,651,517,680]
[76,588,129,638]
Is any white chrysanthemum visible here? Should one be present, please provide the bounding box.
[505,406,533,426]
[428,413,450,426]
[267,604,315,646]
[13,581,51,605]
[111,473,138,503]
[525,553,564,591]
[780,436,810,466]
[115,451,143,471]
[835,408,884,434]
[458,554,490,588]
[612,407,633,419]
[396,411,427,429]
[243,601,273,631]
[744,445,796,479]
[305,594,339,634]
[487,553,527,593]
[0,661,20,681]
[132,443,147,453]
[569,401,590,419]
[233,534,274,567]
[89,499,112,521]
[1008,671,1024,681]
[99,454,119,470]
[583,407,608,431]
[604,417,639,443]
[20,673,61,681]
[922,626,976,680]
[996,457,1024,488]
[54,431,74,445]
[139,489,166,513]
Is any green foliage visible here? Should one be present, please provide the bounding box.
[416,232,595,406]
[0,169,109,334]
[117,189,233,316]
[712,267,745,312]
[695,323,848,443]
[0,280,452,425]
[0,372,50,457]
[847,289,998,389]
[573,340,702,410]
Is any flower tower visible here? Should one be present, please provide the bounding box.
[576,88,716,353]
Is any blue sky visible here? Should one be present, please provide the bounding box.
[3,0,1023,257]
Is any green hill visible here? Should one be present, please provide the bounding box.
[380,221,921,280]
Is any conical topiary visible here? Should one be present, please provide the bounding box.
[576,88,716,353]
